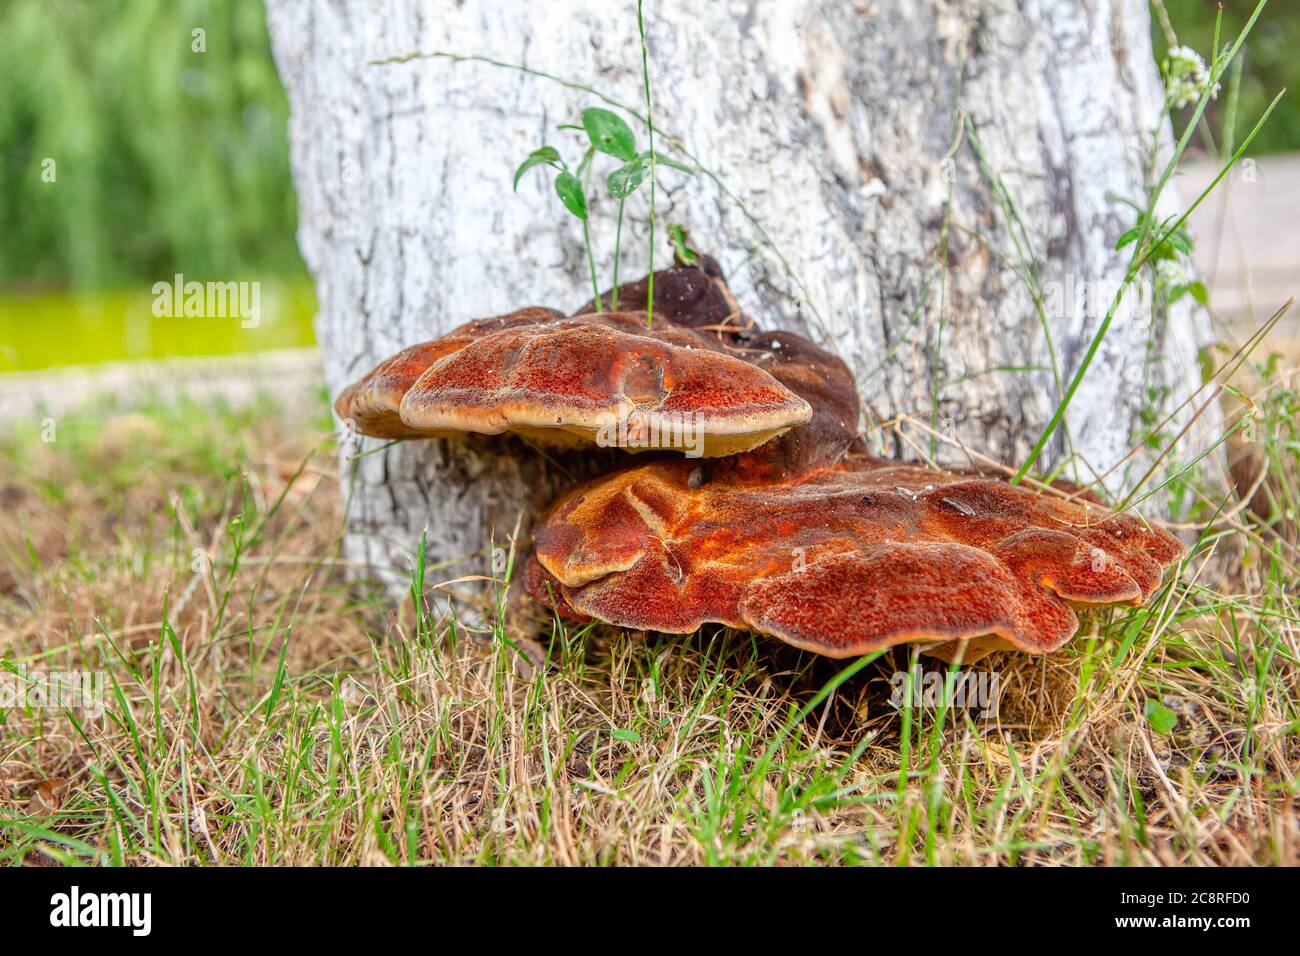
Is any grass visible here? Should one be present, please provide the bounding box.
[0,359,1296,866]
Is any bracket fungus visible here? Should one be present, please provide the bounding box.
[526,456,1182,662]
[337,306,813,456]
[338,255,1183,662]
[334,307,564,439]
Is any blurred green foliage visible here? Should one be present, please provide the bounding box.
[1156,0,1299,156]
[0,0,304,292]
[0,0,1292,302]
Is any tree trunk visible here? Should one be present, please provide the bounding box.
[266,0,1210,584]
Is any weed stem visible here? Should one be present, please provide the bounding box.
[637,0,657,325]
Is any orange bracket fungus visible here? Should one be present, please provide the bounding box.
[337,307,813,457]
[526,456,1181,662]
[337,255,1183,662]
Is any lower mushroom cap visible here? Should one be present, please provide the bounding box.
[527,455,1183,662]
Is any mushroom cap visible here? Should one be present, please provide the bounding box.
[334,307,563,438]
[719,329,863,480]
[398,311,812,456]
[338,256,745,442]
[527,455,1183,662]
[572,254,743,331]
[334,261,858,463]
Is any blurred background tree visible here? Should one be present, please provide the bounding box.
[0,0,304,292]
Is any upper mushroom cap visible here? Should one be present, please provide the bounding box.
[334,307,563,438]
[398,311,812,456]
[527,455,1183,662]
[333,261,833,457]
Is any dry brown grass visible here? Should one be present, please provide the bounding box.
[1223,336,1300,546]
[0,382,1296,866]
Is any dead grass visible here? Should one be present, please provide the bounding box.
[0,377,1296,866]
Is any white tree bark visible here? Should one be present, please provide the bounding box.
[266,0,1210,582]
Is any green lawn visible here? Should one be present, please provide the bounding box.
[0,379,1294,865]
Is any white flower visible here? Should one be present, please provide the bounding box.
[1156,258,1187,288]
[1164,45,1220,110]
[1167,45,1207,74]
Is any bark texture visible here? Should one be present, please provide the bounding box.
[266,0,1209,582]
